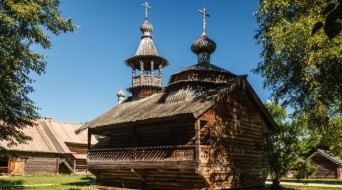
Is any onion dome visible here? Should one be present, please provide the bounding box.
[117,89,126,97]
[191,8,217,64]
[140,20,153,37]
[117,88,126,104]
[191,35,216,55]
[191,34,216,64]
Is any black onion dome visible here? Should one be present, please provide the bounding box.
[191,35,216,54]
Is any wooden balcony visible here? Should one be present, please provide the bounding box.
[132,75,162,87]
[87,145,210,170]
[88,145,197,162]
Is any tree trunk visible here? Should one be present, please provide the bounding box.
[272,176,281,187]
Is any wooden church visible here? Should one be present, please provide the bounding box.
[77,3,278,190]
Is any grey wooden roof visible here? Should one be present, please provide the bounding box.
[77,88,216,133]
[135,37,158,56]
[179,62,234,74]
[76,77,278,133]
[307,149,342,166]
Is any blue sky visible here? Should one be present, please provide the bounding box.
[30,0,268,123]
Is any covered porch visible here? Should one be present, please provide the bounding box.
[87,145,210,189]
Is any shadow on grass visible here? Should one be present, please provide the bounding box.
[62,175,95,189]
[266,185,296,190]
[0,179,24,190]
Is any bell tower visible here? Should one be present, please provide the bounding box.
[125,2,168,100]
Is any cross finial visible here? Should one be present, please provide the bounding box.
[199,8,209,36]
[142,1,151,20]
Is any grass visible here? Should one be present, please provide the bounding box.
[0,174,95,190]
[0,175,341,190]
[276,178,342,185]
[267,185,342,190]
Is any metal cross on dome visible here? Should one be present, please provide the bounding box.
[199,8,209,36]
[142,1,151,20]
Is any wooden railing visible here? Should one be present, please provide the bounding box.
[88,145,197,162]
[133,75,162,87]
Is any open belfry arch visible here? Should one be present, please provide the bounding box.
[77,2,278,189]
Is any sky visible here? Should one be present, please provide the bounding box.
[30,0,269,123]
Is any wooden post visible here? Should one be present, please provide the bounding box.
[73,159,76,173]
[140,61,144,75]
[56,157,60,174]
[87,130,91,150]
[151,60,154,75]
[195,119,201,161]
[159,64,162,77]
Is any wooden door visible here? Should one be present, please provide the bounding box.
[8,158,24,176]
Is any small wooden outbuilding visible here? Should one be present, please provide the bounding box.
[0,119,97,176]
[306,149,342,179]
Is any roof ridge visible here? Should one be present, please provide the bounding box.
[39,119,81,125]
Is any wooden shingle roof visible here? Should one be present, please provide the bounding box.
[307,149,342,166]
[0,119,97,154]
[77,77,278,133]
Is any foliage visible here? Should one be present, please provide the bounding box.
[295,161,317,179]
[0,0,75,146]
[293,112,342,158]
[315,115,342,157]
[265,101,309,187]
[254,0,342,131]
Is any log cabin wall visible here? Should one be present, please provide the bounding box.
[65,142,88,154]
[6,152,80,175]
[309,154,339,179]
[198,91,270,189]
[23,153,59,175]
[102,119,195,148]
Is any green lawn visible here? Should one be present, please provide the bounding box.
[267,185,342,190]
[0,174,95,190]
[0,175,341,190]
[277,178,342,185]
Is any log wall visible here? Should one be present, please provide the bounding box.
[24,153,58,175]
[309,154,339,179]
[65,142,88,154]
[198,92,270,189]
[7,152,84,175]
[104,119,195,148]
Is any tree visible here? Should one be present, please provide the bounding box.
[0,0,75,146]
[313,115,342,157]
[265,101,310,187]
[254,0,342,130]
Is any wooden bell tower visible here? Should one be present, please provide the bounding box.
[125,2,168,100]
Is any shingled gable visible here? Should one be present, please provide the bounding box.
[76,76,278,134]
[306,149,342,166]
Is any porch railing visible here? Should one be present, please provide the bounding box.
[88,145,197,162]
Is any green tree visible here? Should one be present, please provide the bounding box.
[313,115,342,157]
[265,101,309,187]
[254,0,342,130]
[0,0,75,146]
